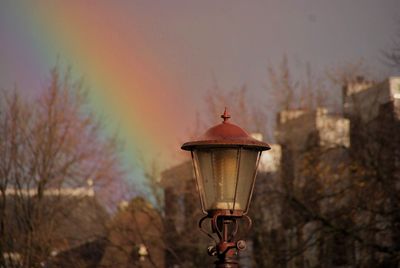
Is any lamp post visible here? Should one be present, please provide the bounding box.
[181,109,270,268]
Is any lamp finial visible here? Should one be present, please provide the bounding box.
[221,108,231,123]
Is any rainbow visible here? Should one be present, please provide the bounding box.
[1,2,194,190]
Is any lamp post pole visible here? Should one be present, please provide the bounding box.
[182,109,270,267]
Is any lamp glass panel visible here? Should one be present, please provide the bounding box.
[235,149,260,213]
[192,150,213,213]
[194,149,239,212]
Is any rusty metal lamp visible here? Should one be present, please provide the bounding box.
[181,109,270,267]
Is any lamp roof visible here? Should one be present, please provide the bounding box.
[181,108,270,151]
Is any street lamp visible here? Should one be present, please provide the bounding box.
[181,109,270,267]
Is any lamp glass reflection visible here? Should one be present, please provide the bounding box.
[193,148,260,214]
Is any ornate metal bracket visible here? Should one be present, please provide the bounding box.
[198,210,252,268]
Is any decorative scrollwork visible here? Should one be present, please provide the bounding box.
[197,210,252,266]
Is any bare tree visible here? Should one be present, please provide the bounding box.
[384,22,400,71]
[0,67,126,267]
[267,56,332,113]
[99,197,165,268]
[261,68,400,268]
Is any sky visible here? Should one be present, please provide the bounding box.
[0,0,399,193]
